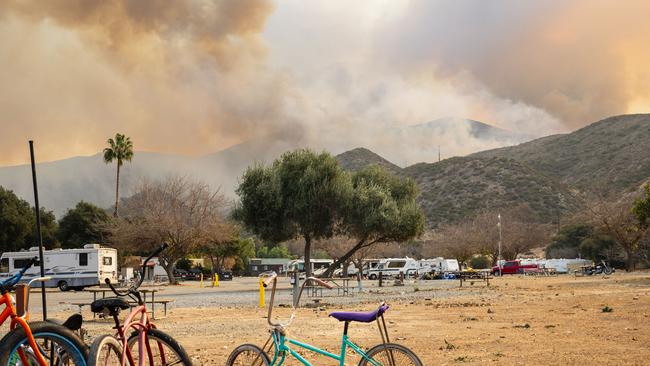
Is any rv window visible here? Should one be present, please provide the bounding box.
[388,261,406,268]
[0,258,8,273]
[79,253,88,266]
[103,257,112,266]
[13,258,36,269]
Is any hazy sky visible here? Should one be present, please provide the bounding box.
[1,0,649,166]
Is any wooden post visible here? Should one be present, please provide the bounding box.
[378,272,383,287]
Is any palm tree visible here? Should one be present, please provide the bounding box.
[103,133,134,217]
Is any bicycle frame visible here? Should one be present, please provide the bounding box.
[266,327,383,366]
[109,303,158,366]
[259,273,386,366]
[0,291,51,365]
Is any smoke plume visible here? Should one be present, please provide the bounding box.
[1,0,649,168]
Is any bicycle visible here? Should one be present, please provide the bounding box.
[0,257,88,366]
[226,271,423,366]
[86,244,191,366]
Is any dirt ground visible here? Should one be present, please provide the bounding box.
[77,273,650,365]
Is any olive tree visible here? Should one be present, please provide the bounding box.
[321,165,424,277]
[235,149,350,277]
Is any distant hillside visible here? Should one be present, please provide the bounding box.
[335,148,403,174]
[473,114,650,193]
[403,156,578,227]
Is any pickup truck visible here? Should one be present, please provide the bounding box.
[492,260,538,275]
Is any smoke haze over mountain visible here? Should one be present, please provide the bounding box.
[1,0,649,167]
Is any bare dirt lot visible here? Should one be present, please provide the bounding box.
[48,273,650,365]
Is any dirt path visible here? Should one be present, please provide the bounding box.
[73,273,650,365]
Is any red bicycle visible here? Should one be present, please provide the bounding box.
[87,244,192,366]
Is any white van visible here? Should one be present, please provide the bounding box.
[367,258,419,280]
[0,244,118,291]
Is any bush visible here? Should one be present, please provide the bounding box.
[469,255,491,269]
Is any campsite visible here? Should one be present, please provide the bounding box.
[2,1,650,365]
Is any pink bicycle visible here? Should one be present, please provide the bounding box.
[87,244,192,366]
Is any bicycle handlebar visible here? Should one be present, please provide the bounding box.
[264,273,333,327]
[0,257,38,293]
[106,243,169,298]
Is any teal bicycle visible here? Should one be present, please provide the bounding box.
[226,272,422,366]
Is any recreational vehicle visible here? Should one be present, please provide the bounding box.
[367,258,419,280]
[0,244,118,291]
[288,259,334,275]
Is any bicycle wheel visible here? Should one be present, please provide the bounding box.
[88,335,123,366]
[225,344,270,366]
[358,343,423,366]
[127,328,192,366]
[0,321,88,366]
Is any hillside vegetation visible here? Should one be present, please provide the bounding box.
[402,156,578,227]
[473,114,650,193]
[335,147,403,174]
[336,114,650,228]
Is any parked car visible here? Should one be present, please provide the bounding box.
[217,270,233,281]
[173,269,190,280]
[492,260,538,275]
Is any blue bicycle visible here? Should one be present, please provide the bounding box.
[0,257,88,365]
[226,272,422,366]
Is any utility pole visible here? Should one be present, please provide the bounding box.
[438,145,441,162]
[497,213,502,277]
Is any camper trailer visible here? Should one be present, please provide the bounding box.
[367,258,419,280]
[0,244,118,291]
[288,259,334,277]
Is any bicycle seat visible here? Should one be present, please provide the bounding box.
[329,304,389,323]
[47,313,83,331]
[91,297,131,314]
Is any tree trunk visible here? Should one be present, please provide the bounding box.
[163,261,177,285]
[113,162,120,217]
[209,254,216,278]
[625,247,635,272]
[304,234,312,278]
[322,240,367,278]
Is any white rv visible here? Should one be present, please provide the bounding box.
[288,259,334,276]
[0,244,118,291]
[367,258,419,280]
[418,258,460,276]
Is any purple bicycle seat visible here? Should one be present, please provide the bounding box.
[329,304,390,323]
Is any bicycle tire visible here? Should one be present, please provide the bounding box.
[225,344,271,366]
[0,321,88,366]
[88,334,123,366]
[127,328,193,366]
[358,343,423,366]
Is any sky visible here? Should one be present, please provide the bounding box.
[1,0,649,166]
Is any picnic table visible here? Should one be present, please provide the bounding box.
[306,277,353,298]
[75,287,171,319]
[458,271,492,287]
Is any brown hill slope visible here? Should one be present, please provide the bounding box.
[335,147,403,174]
[472,114,650,193]
[403,156,578,227]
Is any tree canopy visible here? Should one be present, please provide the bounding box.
[107,176,229,284]
[0,186,58,252]
[103,133,134,217]
[57,201,110,248]
[322,165,424,277]
[235,149,350,277]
